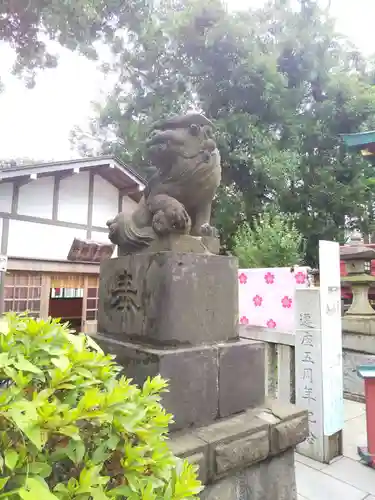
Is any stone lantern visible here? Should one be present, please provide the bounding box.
[341,231,375,334]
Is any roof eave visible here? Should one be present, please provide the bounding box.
[109,158,146,189]
[340,131,375,149]
[0,156,146,190]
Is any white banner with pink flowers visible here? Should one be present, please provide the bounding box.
[238,267,310,332]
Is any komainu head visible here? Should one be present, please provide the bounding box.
[145,113,219,176]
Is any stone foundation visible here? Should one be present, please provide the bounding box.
[201,450,296,500]
[343,329,375,401]
[93,334,265,430]
[97,252,238,345]
[96,252,308,497]
[169,400,307,500]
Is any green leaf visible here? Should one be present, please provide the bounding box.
[92,443,111,465]
[51,356,70,371]
[4,449,18,470]
[75,440,85,463]
[78,465,104,492]
[65,440,85,465]
[0,319,9,335]
[0,352,10,367]
[85,335,104,354]
[56,383,76,390]
[0,476,9,490]
[108,485,133,497]
[67,334,85,352]
[67,477,79,493]
[23,426,45,450]
[28,462,52,478]
[53,483,69,495]
[14,354,42,374]
[57,425,80,441]
[92,487,110,500]
[19,477,59,500]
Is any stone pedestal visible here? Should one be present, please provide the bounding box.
[341,238,375,334]
[95,251,308,498]
[341,238,375,400]
[169,400,307,500]
[98,252,238,346]
[97,335,265,429]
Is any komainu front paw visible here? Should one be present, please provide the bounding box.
[200,223,218,238]
[152,206,191,236]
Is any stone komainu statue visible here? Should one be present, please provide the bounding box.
[107,113,221,254]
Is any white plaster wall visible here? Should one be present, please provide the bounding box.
[92,175,119,228]
[58,171,89,225]
[122,195,138,215]
[91,230,117,258]
[0,218,3,250]
[91,231,109,244]
[0,182,13,213]
[8,220,85,260]
[18,176,54,219]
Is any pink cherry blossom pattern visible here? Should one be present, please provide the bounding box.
[281,296,293,309]
[238,272,248,285]
[266,319,277,329]
[240,316,249,325]
[264,272,275,284]
[253,295,263,307]
[295,271,306,285]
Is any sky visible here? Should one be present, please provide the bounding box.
[0,0,374,162]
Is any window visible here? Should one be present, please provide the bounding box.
[4,273,42,316]
[50,288,84,299]
[86,277,99,321]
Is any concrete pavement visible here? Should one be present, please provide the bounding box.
[296,400,375,500]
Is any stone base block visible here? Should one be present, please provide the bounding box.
[146,234,220,255]
[219,340,265,417]
[343,330,375,355]
[343,315,375,335]
[169,400,308,499]
[92,334,265,430]
[343,348,375,401]
[97,252,238,346]
[201,449,296,500]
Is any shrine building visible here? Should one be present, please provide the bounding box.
[0,156,145,332]
[341,130,375,163]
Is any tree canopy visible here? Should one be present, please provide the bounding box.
[4,0,375,265]
[0,0,151,87]
[72,0,375,265]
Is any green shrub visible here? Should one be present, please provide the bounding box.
[233,212,305,268]
[0,313,202,499]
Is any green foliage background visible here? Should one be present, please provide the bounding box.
[3,0,375,265]
[233,213,305,268]
[75,0,375,265]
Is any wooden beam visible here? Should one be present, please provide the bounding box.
[11,182,20,214]
[0,211,108,233]
[52,175,60,221]
[7,257,100,275]
[118,191,123,214]
[87,171,94,239]
[40,275,51,319]
[82,275,89,332]
[0,218,9,314]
